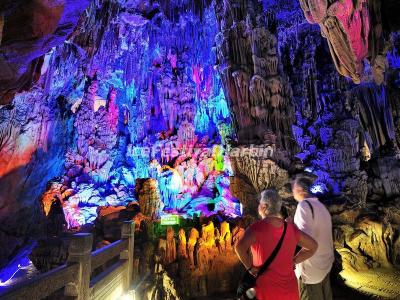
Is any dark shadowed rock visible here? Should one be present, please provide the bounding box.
[0,0,90,104]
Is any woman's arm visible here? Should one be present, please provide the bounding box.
[235,227,257,274]
[293,231,318,264]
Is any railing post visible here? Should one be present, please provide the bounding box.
[65,233,93,300]
[121,221,134,290]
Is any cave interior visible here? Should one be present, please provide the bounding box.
[1,0,400,299]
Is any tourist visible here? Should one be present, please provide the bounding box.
[235,189,318,300]
[292,176,334,300]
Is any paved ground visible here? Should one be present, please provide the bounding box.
[190,284,375,300]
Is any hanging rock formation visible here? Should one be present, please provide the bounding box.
[214,0,295,151]
[297,0,400,84]
[213,0,297,213]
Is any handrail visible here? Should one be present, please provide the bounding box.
[91,239,128,272]
[0,221,134,300]
[0,263,79,300]
[90,260,127,288]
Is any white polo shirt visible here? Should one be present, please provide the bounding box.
[294,197,334,284]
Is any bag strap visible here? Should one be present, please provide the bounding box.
[304,200,314,219]
[256,221,287,277]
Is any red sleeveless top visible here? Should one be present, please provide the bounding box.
[249,219,300,300]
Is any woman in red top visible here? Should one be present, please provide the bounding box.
[235,189,318,300]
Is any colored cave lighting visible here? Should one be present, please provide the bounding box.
[304,167,314,173]
[0,257,31,287]
[0,242,36,287]
[31,4,243,229]
[310,183,328,194]
[387,50,400,69]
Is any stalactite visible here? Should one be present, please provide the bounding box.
[214,0,296,156]
[349,83,396,154]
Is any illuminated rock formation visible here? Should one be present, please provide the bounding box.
[41,182,63,216]
[220,221,232,251]
[0,0,90,104]
[165,226,177,264]
[188,227,199,268]
[201,221,216,248]
[177,228,188,259]
[214,0,296,152]
[139,219,240,298]
[297,0,400,84]
[0,88,72,267]
[136,178,163,218]
[213,0,298,214]
[1,1,400,298]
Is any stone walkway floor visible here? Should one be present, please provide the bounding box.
[189,269,400,300]
[190,286,375,300]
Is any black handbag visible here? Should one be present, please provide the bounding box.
[237,221,288,300]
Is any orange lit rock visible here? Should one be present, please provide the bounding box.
[133,212,150,231]
[136,178,163,218]
[41,183,62,216]
[178,228,188,259]
[220,221,232,251]
[201,221,215,248]
[165,226,177,264]
[61,188,75,200]
[188,227,199,267]
[196,238,209,272]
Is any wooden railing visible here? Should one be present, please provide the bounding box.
[0,221,134,300]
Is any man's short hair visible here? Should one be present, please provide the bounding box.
[294,176,314,193]
[260,189,282,215]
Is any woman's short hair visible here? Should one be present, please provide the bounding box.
[260,189,282,215]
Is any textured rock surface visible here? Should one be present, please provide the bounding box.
[297,0,379,84]
[0,0,90,104]
[137,219,243,299]
[296,0,400,85]
[213,0,299,216]
[136,178,163,219]
[229,147,289,213]
[0,89,73,268]
[331,204,400,297]
[214,0,296,153]
[278,7,400,199]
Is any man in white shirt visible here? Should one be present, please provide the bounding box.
[293,176,334,300]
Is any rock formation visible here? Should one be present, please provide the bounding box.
[0,0,90,104]
[277,2,400,295]
[0,89,73,268]
[136,179,163,218]
[297,0,400,84]
[136,219,243,298]
[214,0,296,152]
[213,0,299,213]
